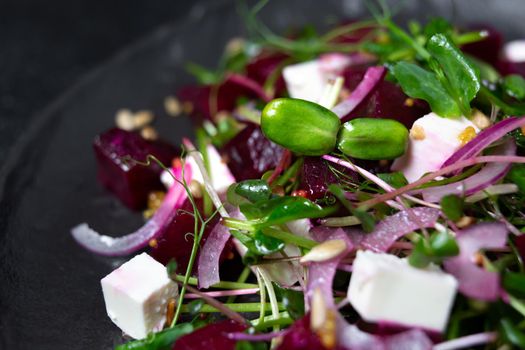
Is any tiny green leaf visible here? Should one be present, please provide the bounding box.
[166,259,178,278]
[501,318,525,348]
[185,62,222,85]
[253,230,285,255]
[377,172,409,189]
[423,17,453,39]
[507,163,525,194]
[115,323,193,350]
[426,34,481,115]
[408,238,433,268]
[440,194,464,222]
[503,272,525,298]
[274,285,305,320]
[329,184,375,232]
[429,231,460,257]
[235,340,269,350]
[235,180,272,203]
[503,74,525,100]
[391,61,462,117]
[186,299,205,316]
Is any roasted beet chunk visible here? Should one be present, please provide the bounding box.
[93,128,178,210]
[277,315,339,350]
[341,66,429,127]
[246,52,288,96]
[461,25,503,67]
[177,74,268,121]
[221,123,284,180]
[300,157,358,201]
[173,319,247,350]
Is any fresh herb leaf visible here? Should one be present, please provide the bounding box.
[507,164,525,194]
[503,74,525,100]
[166,259,178,278]
[423,17,453,39]
[235,341,269,350]
[115,323,193,350]
[426,34,481,115]
[185,62,222,85]
[235,180,272,203]
[501,318,525,348]
[440,194,464,222]
[377,172,408,188]
[186,299,205,316]
[391,61,462,117]
[409,231,459,268]
[503,272,525,298]
[274,284,305,320]
[328,184,375,232]
[253,230,285,255]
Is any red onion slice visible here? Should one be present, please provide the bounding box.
[354,207,441,252]
[197,222,232,289]
[444,222,508,301]
[226,73,271,102]
[441,116,525,170]
[331,66,386,118]
[71,165,192,256]
[417,139,516,202]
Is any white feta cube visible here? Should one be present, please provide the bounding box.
[348,250,457,332]
[503,40,525,62]
[101,253,178,339]
[283,60,327,102]
[391,112,479,182]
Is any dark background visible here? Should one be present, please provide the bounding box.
[0,0,200,165]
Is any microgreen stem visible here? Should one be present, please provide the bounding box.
[275,157,304,187]
[227,266,253,303]
[184,288,260,299]
[251,312,292,329]
[180,302,284,313]
[321,20,377,42]
[224,218,257,231]
[382,19,431,60]
[173,275,258,289]
[262,227,318,249]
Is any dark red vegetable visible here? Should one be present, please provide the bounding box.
[173,319,247,350]
[177,74,269,121]
[93,128,178,210]
[299,157,358,201]
[220,123,284,180]
[461,25,503,68]
[341,66,429,127]
[246,52,289,97]
[277,315,332,350]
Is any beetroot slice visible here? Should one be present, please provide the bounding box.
[277,315,329,350]
[341,66,429,128]
[461,25,504,68]
[220,123,284,181]
[93,128,178,210]
[246,52,288,97]
[173,319,247,350]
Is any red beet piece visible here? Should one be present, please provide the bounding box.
[246,52,288,97]
[177,74,267,122]
[220,123,284,181]
[341,66,429,127]
[277,315,347,350]
[299,157,358,201]
[93,128,178,210]
[150,198,229,273]
[461,25,503,68]
[173,319,247,350]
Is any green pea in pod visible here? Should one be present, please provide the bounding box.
[337,118,409,160]
[261,98,341,156]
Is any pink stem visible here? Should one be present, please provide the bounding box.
[184,288,260,299]
[433,332,497,350]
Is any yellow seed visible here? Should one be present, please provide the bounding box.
[189,180,203,198]
[456,216,475,228]
[133,110,154,129]
[115,109,135,131]
[300,239,347,264]
[141,126,158,140]
[182,101,194,114]
[458,126,477,146]
[471,109,491,129]
[410,124,426,140]
[225,37,245,55]
[521,125,525,136]
[165,298,176,327]
[164,96,182,117]
[404,98,415,107]
[148,239,159,249]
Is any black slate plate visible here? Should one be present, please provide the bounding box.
[1,0,524,349]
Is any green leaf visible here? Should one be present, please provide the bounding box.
[408,239,433,268]
[253,230,285,255]
[503,272,525,298]
[429,230,460,257]
[235,180,272,203]
[377,172,408,189]
[328,184,375,232]
[185,62,222,85]
[235,340,268,350]
[440,194,464,222]
[423,17,453,39]
[426,34,481,115]
[467,55,500,83]
[507,164,525,194]
[274,284,305,320]
[503,74,525,100]
[166,259,178,278]
[186,299,205,316]
[501,318,525,348]
[115,323,193,350]
[391,61,462,117]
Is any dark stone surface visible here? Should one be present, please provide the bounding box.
[0,0,195,165]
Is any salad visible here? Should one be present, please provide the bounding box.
[72,2,525,350]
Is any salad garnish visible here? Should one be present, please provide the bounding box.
[72,1,525,349]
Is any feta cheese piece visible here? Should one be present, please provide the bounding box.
[101,253,178,339]
[503,40,525,62]
[348,250,457,332]
[283,60,327,102]
[161,144,235,192]
[391,112,479,182]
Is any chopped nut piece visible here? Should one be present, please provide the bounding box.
[404,98,415,107]
[133,110,154,129]
[471,109,491,129]
[458,126,477,145]
[456,216,475,228]
[148,239,158,249]
[472,252,484,266]
[410,124,426,140]
[141,126,158,141]
[189,180,203,198]
[182,101,194,115]
[225,37,245,55]
[300,239,347,264]
[115,109,135,131]
[164,96,182,117]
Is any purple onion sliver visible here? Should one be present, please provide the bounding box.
[444,222,508,301]
[71,165,191,256]
[331,66,386,118]
[441,116,525,170]
[198,222,232,289]
[418,139,516,202]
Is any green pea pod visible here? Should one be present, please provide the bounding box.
[337,118,409,160]
[261,98,340,155]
